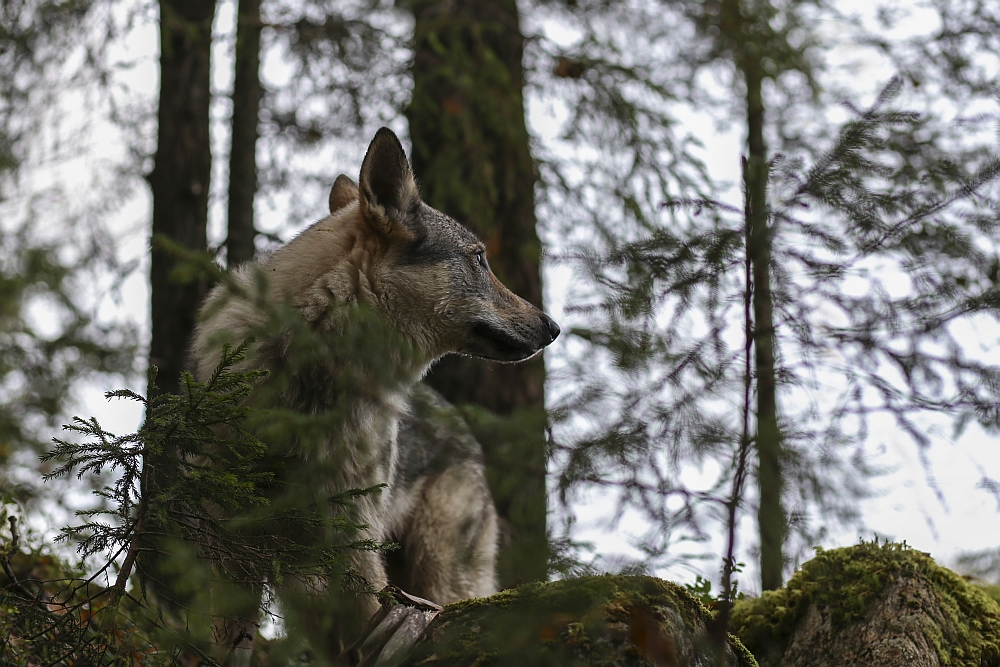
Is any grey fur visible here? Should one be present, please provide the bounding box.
[386,384,498,602]
[190,127,555,663]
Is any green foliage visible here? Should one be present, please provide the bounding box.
[685,575,717,608]
[531,0,1000,598]
[730,540,1000,667]
[255,0,410,226]
[862,0,1000,102]
[980,584,1000,608]
[43,343,273,574]
[531,0,717,238]
[0,342,386,664]
[1,0,149,515]
[685,565,747,608]
[0,225,139,509]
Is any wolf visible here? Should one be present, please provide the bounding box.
[189,127,558,662]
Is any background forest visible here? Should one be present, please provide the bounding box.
[1,0,999,663]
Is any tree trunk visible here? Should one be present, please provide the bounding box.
[405,0,548,587]
[226,0,261,268]
[148,0,216,396]
[144,0,216,611]
[716,0,785,591]
[744,58,784,593]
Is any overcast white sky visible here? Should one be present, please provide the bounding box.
[5,0,998,592]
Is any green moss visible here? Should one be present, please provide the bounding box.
[400,575,756,666]
[730,541,1000,667]
[977,583,1000,607]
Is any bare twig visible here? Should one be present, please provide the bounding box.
[709,156,756,653]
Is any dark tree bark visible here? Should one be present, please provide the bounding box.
[148,0,216,396]
[226,0,262,268]
[406,0,548,587]
[144,0,216,610]
[745,58,783,593]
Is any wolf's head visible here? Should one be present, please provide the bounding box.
[321,127,559,364]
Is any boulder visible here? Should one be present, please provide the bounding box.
[384,575,755,667]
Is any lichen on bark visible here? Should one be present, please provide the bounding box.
[730,541,1000,667]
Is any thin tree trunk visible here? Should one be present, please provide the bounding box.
[744,49,784,592]
[714,0,785,591]
[226,0,261,268]
[406,0,548,586]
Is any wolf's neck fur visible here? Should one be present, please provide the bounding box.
[267,202,435,377]
[190,202,433,479]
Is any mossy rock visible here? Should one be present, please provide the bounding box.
[731,542,1000,667]
[396,574,756,667]
[978,583,1000,607]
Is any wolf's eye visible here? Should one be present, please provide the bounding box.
[475,250,488,270]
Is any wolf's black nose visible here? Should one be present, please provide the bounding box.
[541,314,560,343]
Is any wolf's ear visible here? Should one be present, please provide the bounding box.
[329,174,359,214]
[358,127,421,238]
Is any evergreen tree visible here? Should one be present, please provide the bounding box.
[142,0,219,616]
[692,0,825,592]
[536,0,1000,592]
[3,339,381,664]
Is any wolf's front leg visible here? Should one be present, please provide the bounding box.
[343,545,389,626]
[396,460,499,603]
